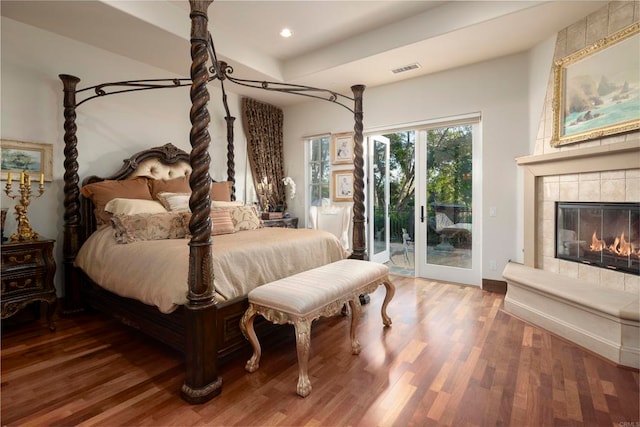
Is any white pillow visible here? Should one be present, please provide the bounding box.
[212,200,245,208]
[104,198,168,215]
[156,192,191,213]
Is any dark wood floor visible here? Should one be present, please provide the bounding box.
[2,275,638,426]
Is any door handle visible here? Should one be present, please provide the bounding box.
[421,206,425,223]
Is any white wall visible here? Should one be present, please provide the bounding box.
[527,35,557,154]
[1,17,250,295]
[509,34,559,264]
[283,53,531,281]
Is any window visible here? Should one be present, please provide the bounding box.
[307,136,330,207]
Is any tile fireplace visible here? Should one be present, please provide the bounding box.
[556,202,640,275]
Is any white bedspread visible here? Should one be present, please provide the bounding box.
[75,226,348,313]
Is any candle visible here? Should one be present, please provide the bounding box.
[7,172,11,185]
[27,174,31,186]
[20,171,24,185]
[39,173,44,185]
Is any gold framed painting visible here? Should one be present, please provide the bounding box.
[332,169,354,202]
[551,23,640,147]
[331,132,354,165]
[0,140,53,182]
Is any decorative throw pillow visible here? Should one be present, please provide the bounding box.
[214,206,263,231]
[156,192,191,213]
[80,177,152,225]
[149,176,191,200]
[181,210,235,236]
[104,198,167,215]
[111,212,190,244]
[209,209,236,235]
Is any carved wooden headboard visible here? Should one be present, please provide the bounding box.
[80,143,190,241]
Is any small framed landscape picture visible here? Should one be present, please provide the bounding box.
[0,140,53,182]
[331,132,354,165]
[332,170,354,202]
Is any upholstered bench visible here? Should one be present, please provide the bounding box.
[240,259,395,397]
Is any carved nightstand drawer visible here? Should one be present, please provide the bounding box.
[1,247,45,270]
[1,269,48,295]
[1,239,57,331]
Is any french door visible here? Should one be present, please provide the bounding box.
[368,135,390,264]
[415,118,481,286]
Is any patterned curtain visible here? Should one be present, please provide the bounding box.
[241,97,286,212]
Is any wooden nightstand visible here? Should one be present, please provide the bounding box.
[262,217,298,229]
[1,239,57,331]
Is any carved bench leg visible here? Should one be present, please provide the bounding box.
[240,304,261,373]
[381,279,395,327]
[294,318,312,397]
[348,298,361,355]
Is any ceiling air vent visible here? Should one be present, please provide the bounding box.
[391,63,421,74]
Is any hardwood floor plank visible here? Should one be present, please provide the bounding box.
[2,276,638,426]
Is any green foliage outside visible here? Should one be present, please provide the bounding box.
[372,131,415,242]
[426,125,472,219]
[371,126,472,243]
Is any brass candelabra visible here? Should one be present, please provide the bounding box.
[4,171,45,242]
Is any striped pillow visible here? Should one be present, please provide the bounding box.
[209,209,236,235]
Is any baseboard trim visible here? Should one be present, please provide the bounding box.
[482,278,506,294]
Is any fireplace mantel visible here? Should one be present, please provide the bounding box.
[516,137,640,267]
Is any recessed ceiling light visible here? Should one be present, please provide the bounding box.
[280,28,292,38]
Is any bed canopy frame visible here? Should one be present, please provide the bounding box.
[60,0,366,403]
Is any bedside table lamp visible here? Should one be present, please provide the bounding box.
[4,170,45,242]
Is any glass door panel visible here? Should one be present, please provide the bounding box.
[369,135,390,264]
[416,122,481,285]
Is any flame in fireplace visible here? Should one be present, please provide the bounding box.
[590,230,605,251]
[590,230,639,257]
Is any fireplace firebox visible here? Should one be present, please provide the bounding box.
[556,202,639,275]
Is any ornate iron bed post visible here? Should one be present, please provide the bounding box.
[59,74,84,314]
[181,0,222,404]
[350,84,367,260]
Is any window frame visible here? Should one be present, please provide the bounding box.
[305,135,331,226]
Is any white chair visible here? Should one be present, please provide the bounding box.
[309,205,351,251]
[434,212,472,250]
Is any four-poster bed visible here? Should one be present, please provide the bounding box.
[60,0,367,403]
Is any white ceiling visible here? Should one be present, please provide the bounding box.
[1,0,607,106]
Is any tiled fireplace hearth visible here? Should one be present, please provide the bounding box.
[509,139,640,368]
[517,139,640,295]
[504,3,639,368]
